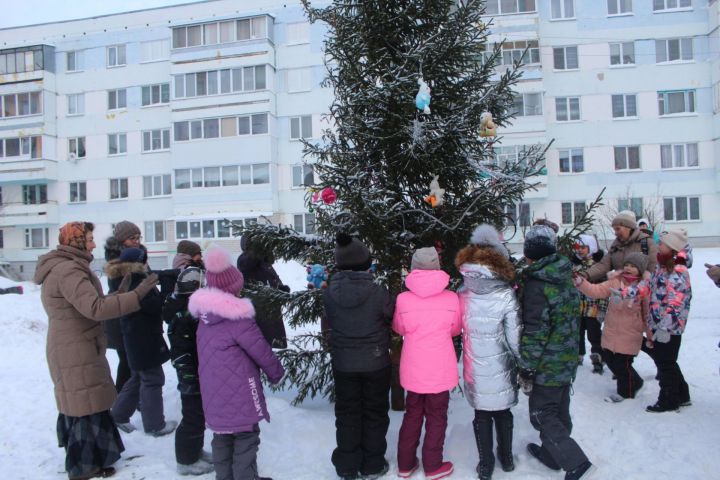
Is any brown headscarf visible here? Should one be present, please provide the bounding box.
[58,222,91,251]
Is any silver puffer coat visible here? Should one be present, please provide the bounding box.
[460,263,522,411]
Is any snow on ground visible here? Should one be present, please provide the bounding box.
[1,253,719,480]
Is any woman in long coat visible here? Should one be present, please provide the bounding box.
[34,222,158,479]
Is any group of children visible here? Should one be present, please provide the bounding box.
[107,211,692,480]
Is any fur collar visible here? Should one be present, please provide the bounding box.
[455,246,515,282]
[104,260,147,279]
[188,287,255,321]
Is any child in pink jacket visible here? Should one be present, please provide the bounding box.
[393,247,461,480]
[574,252,650,402]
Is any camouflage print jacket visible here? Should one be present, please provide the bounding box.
[520,253,580,386]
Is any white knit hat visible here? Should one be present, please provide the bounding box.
[660,229,688,252]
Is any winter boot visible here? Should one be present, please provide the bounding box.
[177,459,214,476]
[526,443,561,471]
[361,460,389,480]
[472,415,495,480]
[425,462,453,480]
[645,402,679,413]
[589,353,603,374]
[494,412,514,472]
[148,420,178,437]
[115,422,135,433]
[564,460,596,480]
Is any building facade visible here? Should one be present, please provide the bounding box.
[1,0,719,279]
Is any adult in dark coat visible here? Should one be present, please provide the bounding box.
[236,234,289,348]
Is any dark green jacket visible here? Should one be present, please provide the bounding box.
[520,253,580,386]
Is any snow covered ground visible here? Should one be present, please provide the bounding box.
[1,251,719,480]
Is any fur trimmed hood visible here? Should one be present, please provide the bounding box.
[455,246,515,282]
[104,260,147,279]
[189,287,255,324]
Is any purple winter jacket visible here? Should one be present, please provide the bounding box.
[189,287,284,433]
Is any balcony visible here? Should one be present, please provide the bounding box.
[0,201,58,227]
[0,158,58,183]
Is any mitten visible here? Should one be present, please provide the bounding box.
[133,273,159,300]
[653,329,672,344]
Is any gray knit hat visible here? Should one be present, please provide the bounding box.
[470,224,509,258]
[334,233,371,271]
[624,252,648,273]
[411,247,440,271]
[113,221,141,243]
[523,225,557,260]
[612,210,637,230]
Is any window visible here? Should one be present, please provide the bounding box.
[611,94,637,118]
[175,165,259,189]
[484,0,536,15]
[172,17,268,49]
[551,0,575,19]
[553,46,578,70]
[288,68,312,93]
[22,184,47,204]
[140,39,169,62]
[106,45,126,67]
[67,94,84,115]
[144,221,166,242]
[237,17,267,40]
[66,50,83,72]
[561,201,587,224]
[69,181,87,203]
[175,218,252,240]
[107,89,127,110]
[175,114,268,141]
[493,145,543,170]
[512,93,543,116]
[653,0,691,11]
[559,148,584,173]
[658,90,695,115]
[0,136,41,159]
[174,66,266,99]
[505,202,531,227]
[108,133,127,155]
[142,83,170,106]
[0,46,43,75]
[292,164,314,187]
[143,174,172,197]
[664,196,699,221]
[109,178,129,200]
[618,198,644,219]
[1,92,41,118]
[290,116,312,139]
[607,0,632,15]
[614,146,641,170]
[287,22,310,44]
[660,143,698,168]
[142,129,170,152]
[610,42,635,65]
[481,40,540,66]
[293,213,316,234]
[656,38,693,63]
[24,227,49,249]
[68,137,86,159]
[555,97,581,121]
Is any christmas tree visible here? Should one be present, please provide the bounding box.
[237,0,548,405]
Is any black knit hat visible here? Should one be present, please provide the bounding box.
[177,240,201,257]
[523,225,557,261]
[334,233,371,271]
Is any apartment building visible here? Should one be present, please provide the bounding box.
[1,0,719,279]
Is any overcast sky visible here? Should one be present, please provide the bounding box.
[0,0,205,29]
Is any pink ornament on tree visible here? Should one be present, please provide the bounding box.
[321,187,337,204]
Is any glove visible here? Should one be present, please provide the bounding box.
[518,369,535,396]
[133,273,159,300]
[572,274,583,287]
[116,273,132,294]
[653,329,672,344]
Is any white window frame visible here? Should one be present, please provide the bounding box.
[613,145,641,171]
[558,148,584,173]
[561,201,587,225]
[144,220,167,243]
[555,97,581,122]
[1,91,42,118]
[655,38,693,63]
[22,184,47,205]
[107,88,127,111]
[550,0,575,20]
[505,202,531,227]
[171,17,268,49]
[663,196,700,222]
[68,137,86,159]
[660,143,699,169]
[67,93,84,116]
[293,213,316,234]
[1,136,41,160]
[142,83,170,107]
[653,0,692,12]
[69,181,87,203]
[607,0,633,15]
[292,164,314,188]
[618,197,644,219]
[106,44,127,68]
[609,41,635,66]
[484,0,537,15]
[107,133,127,156]
[24,227,49,249]
[611,94,637,118]
[174,65,266,99]
[109,178,129,200]
[140,39,170,63]
[513,92,543,116]
[66,50,84,72]
[142,129,171,152]
[143,174,172,197]
[553,46,579,70]
[290,115,313,139]
[658,90,695,116]
[174,113,268,142]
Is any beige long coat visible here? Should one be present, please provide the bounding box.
[586,229,658,282]
[34,245,141,417]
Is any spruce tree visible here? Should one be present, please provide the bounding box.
[237,0,548,405]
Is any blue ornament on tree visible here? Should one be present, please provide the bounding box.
[415,77,431,114]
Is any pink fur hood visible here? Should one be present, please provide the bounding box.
[189,287,255,324]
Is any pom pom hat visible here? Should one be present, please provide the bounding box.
[470,224,509,258]
[204,246,244,294]
[334,233,371,271]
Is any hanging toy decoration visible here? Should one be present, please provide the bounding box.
[424,175,445,207]
[320,187,337,204]
[306,264,329,289]
[415,77,432,115]
[480,111,497,137]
